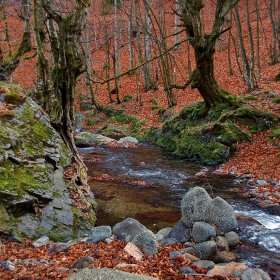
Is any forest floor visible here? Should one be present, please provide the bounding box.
[1,0,280,279]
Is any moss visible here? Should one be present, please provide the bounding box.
[272,128,280,140]
[81,102,93,111]
[123,94,133,102]
[243,96,258,101]
[0,83,26,106]
[0,161,51,195]
[158,108,166,115]
[48,231,71,242]
[5,91,26,106]
[71,206,96,235]
[151,100,275,165]
[275,72,280,82]
[274,97,280,104]
[86,119,100,126]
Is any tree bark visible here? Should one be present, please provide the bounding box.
[35,0,92,197]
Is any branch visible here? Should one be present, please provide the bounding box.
[41,0,62,23]
[165,68,200,91]
[87,38,189,85]
[165,80,190,91]
[21,49,37,60]
[212,25,232,42]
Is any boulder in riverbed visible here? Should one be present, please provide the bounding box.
[181,187,237,232]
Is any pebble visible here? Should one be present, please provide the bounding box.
[256,179,268,186]
[169,251,183,259]
[1,261,15,270]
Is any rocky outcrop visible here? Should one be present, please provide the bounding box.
[0,83,97,241]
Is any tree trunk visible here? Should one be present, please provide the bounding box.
[178,0,240,112]
[35,0,92,198]
[191,44,234,110]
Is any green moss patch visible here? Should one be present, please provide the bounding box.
[148,101,275,165]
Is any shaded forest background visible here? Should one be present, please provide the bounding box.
[1,0,280,180]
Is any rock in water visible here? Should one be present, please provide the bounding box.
[206,197,237,233]
[181,187,212,227]
[181,187,237,232]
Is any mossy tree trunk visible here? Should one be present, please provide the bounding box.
[34,0,92,197]
[179,0,240,112]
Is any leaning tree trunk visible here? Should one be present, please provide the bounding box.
[35,0,92,198]
[190,42,235,110]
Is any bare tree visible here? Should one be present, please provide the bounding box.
[0,0,33,81]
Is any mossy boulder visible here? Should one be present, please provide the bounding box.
[75,132,115,147]
[0,83,97,241]
[149,101,274,165]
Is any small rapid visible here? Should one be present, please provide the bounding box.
[80,145,280,277]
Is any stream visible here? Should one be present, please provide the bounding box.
[80,145,280,279]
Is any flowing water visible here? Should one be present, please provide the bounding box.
[80,145,280,278]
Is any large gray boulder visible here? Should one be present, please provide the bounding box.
[0,84,97,241]
[206,197,237,233]
[181,187,212,227]
[233,268,271,280]
[181,187,237,232]
[75,132,115,147]
[112,218,147,242]
[67,268,158,280]
[117,136,139,144]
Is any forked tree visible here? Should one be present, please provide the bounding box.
[171,0,241,114]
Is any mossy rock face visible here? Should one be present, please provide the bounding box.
[0,83,97,241]
[150,102,274,166]
[0,82,26,105]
